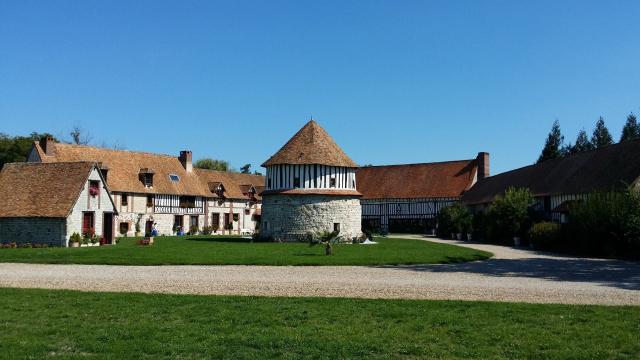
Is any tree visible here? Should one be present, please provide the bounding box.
[591,117,614,149]
[537,120,564,163]
[69,126,92,145]
[489,187,534,240]
[620,113,640,142]
[240,164,251,174]
[0,132,57,169]
[572,129,594,153]
[194,158,230,171]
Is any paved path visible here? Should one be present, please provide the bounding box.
[0,235,638,305]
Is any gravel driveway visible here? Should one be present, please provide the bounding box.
[0,236,638,305]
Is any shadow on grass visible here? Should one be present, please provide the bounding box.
[184,236,253,244]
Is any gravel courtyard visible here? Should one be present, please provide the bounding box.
[0,236,638,305]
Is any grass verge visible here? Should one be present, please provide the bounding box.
[0,236,491,266]
[0,288,637,359]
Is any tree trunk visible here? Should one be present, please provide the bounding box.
[325,244,332,256]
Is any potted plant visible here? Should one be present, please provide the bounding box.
[69,232,81,248]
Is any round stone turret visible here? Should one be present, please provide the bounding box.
[260,120,362,242]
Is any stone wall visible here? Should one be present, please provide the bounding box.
[0,217,67,246]
[66,168,115,245]
[261,194,362,242]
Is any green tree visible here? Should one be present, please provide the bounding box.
[0,132,56,169]
[537,120,564,163]
[240,164,251,174]
[620,113,640,142]
[572,129,594,153]
[488,187,534,239]
[194,158,230,171]
[591,117,614,149]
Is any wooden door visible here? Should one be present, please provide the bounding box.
[102,213,113,244]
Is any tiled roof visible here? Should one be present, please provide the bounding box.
[356,160,478,200]
[261,189,362,196]
[34,142,210,196]
[462,139,640,205]
[262,120,357,168]
[0,162,97,217]
[194,169,265,200]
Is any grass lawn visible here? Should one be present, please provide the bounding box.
[0,288,638,359]
[0,236,490,266]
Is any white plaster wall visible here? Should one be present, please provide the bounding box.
[65,168,115,246]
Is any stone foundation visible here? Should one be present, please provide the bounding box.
[261,194,362,242]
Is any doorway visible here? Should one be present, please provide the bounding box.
[102,213,113,244]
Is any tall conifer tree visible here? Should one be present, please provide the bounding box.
[620,113,639,142]
[537,120,564,163]
[590,117,614,149]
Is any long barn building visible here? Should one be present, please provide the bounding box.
[356,152,489,233]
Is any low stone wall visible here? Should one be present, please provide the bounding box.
[261,194,362,242]
[0,217,66,246]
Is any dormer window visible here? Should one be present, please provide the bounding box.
[139,168,155,187]
[179,196,196,208]
[169,174,180,182]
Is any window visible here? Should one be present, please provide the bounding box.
[293,177,300,188]
[330,177,336,188]
[179,196,196,208]
[190,216,199,231]
[334,223,341,233]
[82,212,94,235]
[268,178,272,188]
[245,208,251,215]
[143,173,153,187]
[211,213,220,229]
[173,215,184,231]
[169,174,180,182]
[146,194,154,208]
[233,213,239,222]
[121,193,128,207]
[89,180,100,197]
[119,222,129,235]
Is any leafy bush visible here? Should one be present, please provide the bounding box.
[528,222,561,250]
[567,189,640,258]
[69,232,82,244]
[201,226,213,235]
[486,187,534,243]
[437,203,472,238]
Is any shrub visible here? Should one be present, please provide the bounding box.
[568,189,640,258]
[437,203,472,238]
[528,222,561,250]
[487,187,534,243]
[201,226,213,235]
[69,232,82,245]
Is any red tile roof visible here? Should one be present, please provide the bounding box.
[0,162,100,217]
[262,120,357,168]
[356,160,479,200]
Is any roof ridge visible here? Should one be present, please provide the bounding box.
[360,159,475,168]
[53,142,180,159]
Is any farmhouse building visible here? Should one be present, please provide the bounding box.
[28,137,264,236]
[260,120,363,241]
[357,152,489,233]
[462,139,640,222]
[0,162,116,246]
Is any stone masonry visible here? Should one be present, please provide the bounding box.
[261,194,362,242]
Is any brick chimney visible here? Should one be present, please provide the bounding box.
[477,152,490,180]
[179,150,193,172]
[39,135,57,156]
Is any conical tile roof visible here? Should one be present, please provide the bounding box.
[262,120,357,167]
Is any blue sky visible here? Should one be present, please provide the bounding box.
[1,1,639,174]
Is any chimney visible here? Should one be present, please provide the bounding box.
[477,152,490,180]
[39,135,57,156]
[179,150,193,172]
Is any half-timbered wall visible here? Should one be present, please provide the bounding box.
[154,195,205,214]
[265,165,357,190]
[361,197,460,232]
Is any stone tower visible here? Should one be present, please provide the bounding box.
[260,120,362,242]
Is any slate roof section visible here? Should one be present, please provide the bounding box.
[462,139,640,205]
[0,162,98,218]
[356,160,479,200]
[262,120,358,168]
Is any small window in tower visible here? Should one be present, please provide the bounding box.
[330,177,336,188]
[352,179,356,188]
[293,177,300,188]
[268,178,272,188]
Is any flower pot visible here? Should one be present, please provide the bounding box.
[71,242,80,248]
[466,233,472,241]
[513,237,521,247]
[456,233,462,240]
